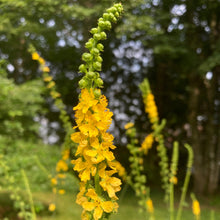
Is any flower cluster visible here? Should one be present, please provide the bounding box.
[139,78,169,202]
[143,93,159,124]
[77,3,123,91]
[192,200,200,217]
[71,4,123,220]
[141,133,154,155]
[72,88,121,219]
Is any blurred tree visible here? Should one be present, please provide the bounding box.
[117,0,220,195]
[0,60,44,144]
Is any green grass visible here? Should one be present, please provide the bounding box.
[34,188,220,220]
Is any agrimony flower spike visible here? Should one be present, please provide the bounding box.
[72,3,123,220]
[139,78,170,202]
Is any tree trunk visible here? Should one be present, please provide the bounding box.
[206,67,220,194]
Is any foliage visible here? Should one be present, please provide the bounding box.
[0,61,44,141]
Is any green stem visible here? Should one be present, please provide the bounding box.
[169,142,179,220]
[170,181,175,220]
[95,166,101,196]
[176,144,193,220]
[21,169,37,220]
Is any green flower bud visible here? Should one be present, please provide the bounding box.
[96,56,103,62]
[109,13,117,22]
[114,12,120,18]
[97,43,104,51]
[87,71,96,78]
[100,32,107,40]
[93,33,101,41]
[85,41,93,49]
[91,48,99,56]
[98,20,105,29]
[90,28,98,34]
[78,79,87,88]
[94,89,101,98]
[107,7,117,14]
[103,13,109,21]
[115,3,123,12]
[79,64,87,73]
[96,78,103,87]
[82,53,92,62]
[93,62,102,71]
[104,21,112,29]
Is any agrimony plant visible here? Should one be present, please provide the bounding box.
[71,3,123,220]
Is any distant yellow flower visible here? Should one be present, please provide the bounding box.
[144,93,158,124]
[38,57,45,65]
[42,66,50,72]
[170,176,178,185]
[48,203,56,212]
[62,149,70,160]
[51,177,57,185]
[56,160,68,172]
[58,189,65,195]
[47,81,55,89]
[57,173,66,179]
[32,52,39,60]
[124,122,134,130]
[141,133,154,154]
[43,76,53,82]
[192,200,200,216]
[50,91,61,99]
[146,198,154,214]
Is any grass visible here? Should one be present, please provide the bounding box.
[33,187,220,220]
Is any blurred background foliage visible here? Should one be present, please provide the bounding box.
[0,0,219,198]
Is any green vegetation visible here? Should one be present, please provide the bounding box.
[0,0,220,219]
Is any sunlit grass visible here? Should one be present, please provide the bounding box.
[35,189,220,220]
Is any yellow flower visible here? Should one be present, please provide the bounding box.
[62,149,70,160]
[38,57,45,65]
[57,173,66,179]
[192,200,200,216]
[146,198,154,214]
[48,203,56,212]
[170,176,178,185]
[42,66,50,72]
[32,52,40,60]
[144,93,158,123]
[99,164,121,199]
[47,81,55,89]
[73,89,98,114]
[43,76,53,82]
[58,189,65,195]
[124,122,134,130]
[72,88,121,214]
[82,189,115,220]
[56,160,68,172]
[50,91,61,99]
[141,133,154,154]
[51,177,57,185]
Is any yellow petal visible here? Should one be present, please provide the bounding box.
[82,202,95,211]
[101,201,114,213]
[86,149,97,157]
[94,206,103,220]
